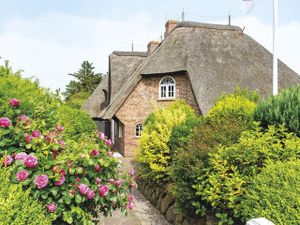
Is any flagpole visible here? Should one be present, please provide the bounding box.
[273,0,278,95]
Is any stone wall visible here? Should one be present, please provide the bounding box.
[137,178,219,225]
[115,73,200,157]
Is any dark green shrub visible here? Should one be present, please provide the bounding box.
[241,160,300,224]
[254,85,300,135]
[0,167,55,225]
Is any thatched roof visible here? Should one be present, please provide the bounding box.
[82,75,108,118]
[86,21,300,119]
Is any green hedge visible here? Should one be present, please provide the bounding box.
[0,167,55,225]
[241,160,300,224]
[254,85,300,136]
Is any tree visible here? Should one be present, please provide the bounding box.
[63,61,104,100]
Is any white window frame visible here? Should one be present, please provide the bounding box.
[118,122,123,138]
[159,76,176,99]
[135,124,143,137]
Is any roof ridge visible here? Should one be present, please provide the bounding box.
[176,21,242,32]
[112,51,148,57]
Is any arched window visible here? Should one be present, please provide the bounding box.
[135,124,143,137]
[159,76,176,99]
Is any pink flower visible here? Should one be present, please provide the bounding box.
[96,177,101,184]
[25,135,34,144]
[128,193,134,209]
[47,203,57,213]
[70,189,76,195]
[15,152,28,161]
[86,189,95,200]
[58,140,65,149]
[16,170,29,181]
[130,181,135,189]
[105,139,112,146]
[115,179,122,187]
[98,132,105,140]
[91,149,99,156]
[109,178,115,184]
[35,174,49,189]
[55,125,63,132]
[78,183,89,195]
[107,151,113,157]
[24,155,38,168]
[32,130,41,138]
[99,185,109,197]
[128,169,136,177]
[0,117,11,128]
[2,155,13,166]
[9,98,20,107]
[18,114,28,121]
[60,169,66,176]
[54,175,65,186]
[95,164,101,173]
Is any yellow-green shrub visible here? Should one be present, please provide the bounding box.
[0,167,55,225]
[136,100,196,181]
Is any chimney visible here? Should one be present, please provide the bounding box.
[164,20,178,38]
[147,40,160,55]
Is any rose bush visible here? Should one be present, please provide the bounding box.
[0,97,135,224]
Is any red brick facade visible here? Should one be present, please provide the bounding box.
[114,73,200,157]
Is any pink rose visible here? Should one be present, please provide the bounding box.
[2,155,13,166]
[9,98,20,107]
[54,175,65,186]
[32,130,41,138]
[16,169,29,181]
[58,140,65,149]
[78,183,89,195]
[15,152,28,161]
[128,193,134,209]
[96,177,101,184]
[25,135,34,144]
[86,189,95,200]
[95,164,101,173]
[128,169,136,177]
[0,117,11,128]
[107,151,113,157]
[98,132,105,140]
[105,139,112,146]
[130,181,135,188]
[18,114,28,121]
[24,155,38,168]
[91,149,99,156]
[55,125,63,132]
[115,179,122,187]
[99,185,109,197]
[47,203,57,213]
[35,174,49,189]
[70,189,76,195]
[109,178,115,184]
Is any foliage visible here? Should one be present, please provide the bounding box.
[207,88,258,125]
[240,160,300,225]
[136,100,196,181]
[65,92,91,109]
[64,61,104,101]
[57,105,96,140]
[193,124,300,224]
[0,167,55,225]
[254,85,300,136]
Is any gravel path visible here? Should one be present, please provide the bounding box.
[98,157,170,225]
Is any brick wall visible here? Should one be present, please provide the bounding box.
[115,73,200,157]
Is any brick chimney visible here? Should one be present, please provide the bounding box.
[147,40,160,55]
[164,20,178,38]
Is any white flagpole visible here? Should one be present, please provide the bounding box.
[273,0,278,95]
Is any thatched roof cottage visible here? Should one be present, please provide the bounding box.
[83,20,300,156]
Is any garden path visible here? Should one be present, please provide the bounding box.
[98,157,170,225]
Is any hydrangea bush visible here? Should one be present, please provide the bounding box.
[0,99,135,224]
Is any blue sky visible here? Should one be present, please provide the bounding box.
[0,0,299,90]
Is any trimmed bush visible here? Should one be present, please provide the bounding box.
[254,85,300,135]
[0,167,55,225]
[241,160,300,224]
[137,100,196,181]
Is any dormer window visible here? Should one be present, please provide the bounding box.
[159,76,176,99]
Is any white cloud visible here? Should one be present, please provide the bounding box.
[0,13,299,91]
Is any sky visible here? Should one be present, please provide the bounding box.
[0,0,299,91]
